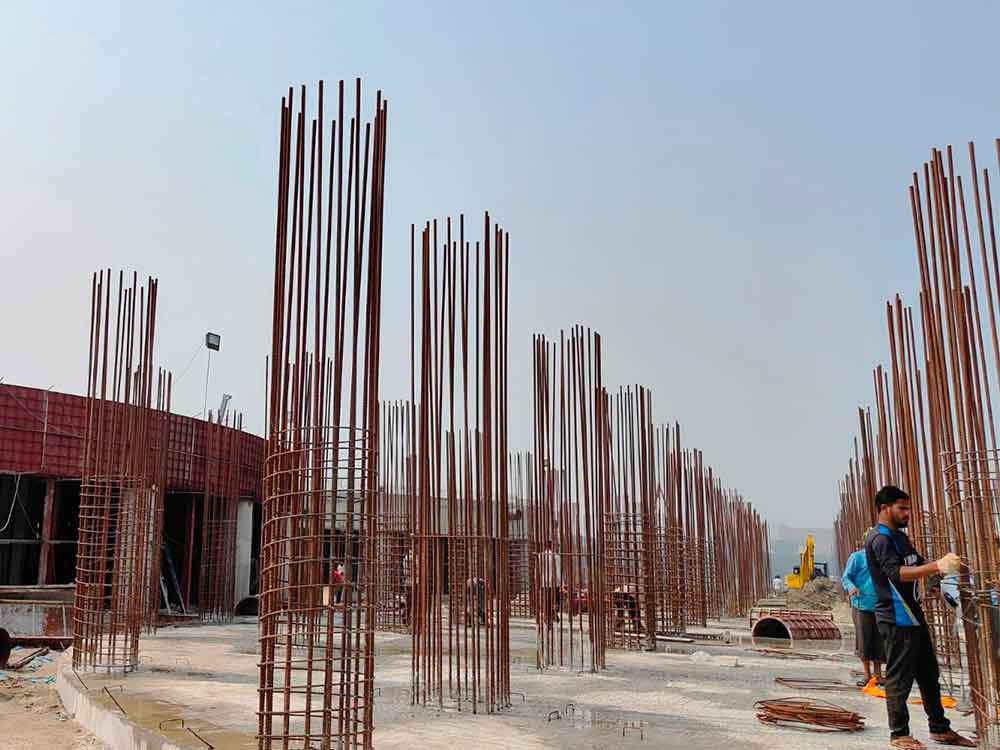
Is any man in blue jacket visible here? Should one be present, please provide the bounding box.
[865,485,972,749]
[842,533,884,687]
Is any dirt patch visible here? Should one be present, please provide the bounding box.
[0,649,106,750]
[0,676,107,749]
[785,578,843,611]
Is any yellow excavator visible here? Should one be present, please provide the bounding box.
[784,534,829,590]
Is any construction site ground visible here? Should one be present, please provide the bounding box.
[31,609,977,750]
[0,648,107,750]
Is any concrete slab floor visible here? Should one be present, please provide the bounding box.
[54,615,979,749]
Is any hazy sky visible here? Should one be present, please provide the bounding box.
[4,2,1000,529]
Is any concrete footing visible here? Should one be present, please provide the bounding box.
[56,656,183,750]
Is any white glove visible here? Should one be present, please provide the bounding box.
[937,552,962,576]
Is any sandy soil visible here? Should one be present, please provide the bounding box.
[0,649,107,750]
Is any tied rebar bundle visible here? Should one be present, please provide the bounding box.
[754,697,865,732]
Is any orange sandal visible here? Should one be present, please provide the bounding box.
[890,737,927,750]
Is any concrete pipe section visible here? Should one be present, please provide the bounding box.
[751,609,841,642]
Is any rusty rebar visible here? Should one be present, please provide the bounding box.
[833,140,1000,741]
[407,213,511,713]
[199,411,242,622]
[73,270,170,674]
[258,78,388,750]
[530,327,608,669]
[754,698,865,732]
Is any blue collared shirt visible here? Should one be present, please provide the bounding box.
[842,549,878,612]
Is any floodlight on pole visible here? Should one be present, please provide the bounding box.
[204,332,220,421]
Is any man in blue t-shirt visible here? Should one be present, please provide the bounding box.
[842,535,884,686]
[864,485,972,749]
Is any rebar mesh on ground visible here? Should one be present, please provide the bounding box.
[258,431,375,749]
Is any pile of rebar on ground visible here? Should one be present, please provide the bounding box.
[754,698,865,732]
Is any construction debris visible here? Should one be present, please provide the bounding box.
[785,577,842,611]
[7,647,49,671]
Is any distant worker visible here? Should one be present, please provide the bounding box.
[539,540,561,623]
[611,583,643,635]
[865,485,973,749]
[465,575,486,625]
[772,574,782,595]
[332,562,345,604]
[841,533,883,687]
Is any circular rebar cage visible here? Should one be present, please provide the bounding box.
[73,476,158,674]
[258,429,376,750]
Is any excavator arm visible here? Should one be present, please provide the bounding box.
[783,534,815,590]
